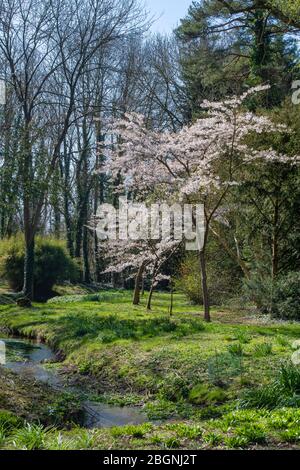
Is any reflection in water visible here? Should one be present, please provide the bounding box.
[0,337,148,428]
[3,337,56,362]
[1,337,60,387]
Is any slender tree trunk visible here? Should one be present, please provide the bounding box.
[65,203,74,257]
[23,234,35,299]
[252,9,269,82]
[147,262,158,310]
[75,210,84,259]
[83,225,91,283]
[199,250,210,322]
[54,207,61,239]
[93,130,105,283]
[61,141,74,257]
[22,123,35,300]
[146,282,155,310]
[141,277,145,297]
[133,262,146,305]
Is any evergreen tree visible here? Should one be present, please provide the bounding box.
[176,1,299,116]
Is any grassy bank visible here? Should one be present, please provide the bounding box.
[1,290,300,449]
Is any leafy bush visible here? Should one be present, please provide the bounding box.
[272,272,300,320]
[175,250,241,305]
[242,274,274,314]
[0,236,79,300]
[243,272,300,319]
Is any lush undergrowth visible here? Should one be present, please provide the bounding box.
[0,290,300,449]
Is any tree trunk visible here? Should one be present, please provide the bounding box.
[22,123,35,300]
[133,262,146,305]
[141,277,145,297]
[146,282,155,310]
[83,225,91,283]
[252,9,269,82]
[61,142,74,257]
[199,250,210,322]
[65,204,74,257]
[23,235,35,299]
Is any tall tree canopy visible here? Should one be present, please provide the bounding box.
[176,0,299,116]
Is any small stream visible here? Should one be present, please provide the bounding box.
[0,336,148,428]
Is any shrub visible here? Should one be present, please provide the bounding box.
[272,272,300,320]
[175,250,241,305]
[0,236,79,300]
[242,274,274,314]
[243,272,300,319]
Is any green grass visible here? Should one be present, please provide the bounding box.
[1,290,300,449]
[240,362,300,409]
[1,407,300,449]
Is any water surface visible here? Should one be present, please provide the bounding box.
[0,336,148,428]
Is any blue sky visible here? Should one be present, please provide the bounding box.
[145,0,192,34]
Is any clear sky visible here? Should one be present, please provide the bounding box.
[145,0,192,34]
